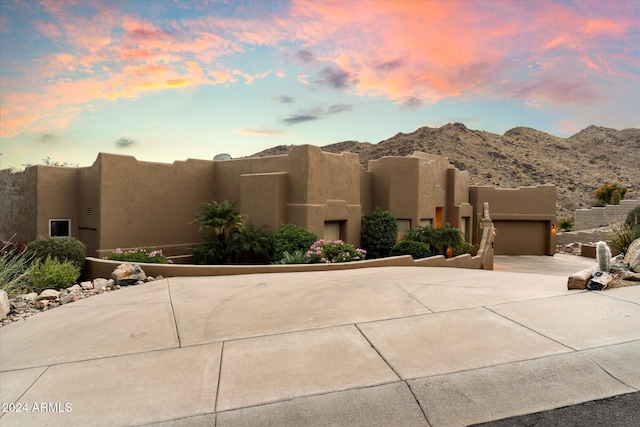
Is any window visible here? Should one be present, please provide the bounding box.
[420,219,433,227]
[397,219,411,233]
[49,219,71,237]
[324,221,342,241]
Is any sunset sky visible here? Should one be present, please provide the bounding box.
[1,0,639,169]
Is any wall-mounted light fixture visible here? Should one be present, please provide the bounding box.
[551,223,557,234]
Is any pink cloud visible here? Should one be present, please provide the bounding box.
[1,0,637,139]
[234,128,285,136]
[284,0,638,108]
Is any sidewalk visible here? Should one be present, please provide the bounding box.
[1,256,638,426]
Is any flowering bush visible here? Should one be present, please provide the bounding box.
[0,239,28,256]
[306,240,366,263]
[106,247,172,264]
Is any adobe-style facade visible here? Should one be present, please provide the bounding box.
[0,145,556,257]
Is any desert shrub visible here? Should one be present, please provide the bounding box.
[453,241,479,256]
[593,182,627,206]
[106,247,171,264]
[273,250,312,264]
[625,205,640,228]
[434,224,465,256]
[403,226,439,254]
[404,224,467,257]
[191,238,226,265]
[273,223,319,262]
[390,240,431,259]
[306,240,366,263]
[1,240,35,297]
[25,237,86,270]
[558,216,574,232]
[26,256,80,292]
[228,223,273,264]
[608,221,640,254]
[361,207,398,259]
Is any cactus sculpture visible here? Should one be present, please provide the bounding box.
[596,241,612,272]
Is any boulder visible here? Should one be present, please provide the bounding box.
[619,270,640,281]
[587,271,612,291]
[0,290,10,320]
[92,278,110,290]
[111,263,146,286]
[37,289,60,301]
[624,238,640,272]
[568,265,598,290]
[60,293,78,305]
[80,281,94,290]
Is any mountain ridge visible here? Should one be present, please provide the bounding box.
[249,124,640,217]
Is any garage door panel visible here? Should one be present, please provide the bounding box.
[493,220,548,255]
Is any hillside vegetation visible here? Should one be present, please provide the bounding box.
[250,123,639,217]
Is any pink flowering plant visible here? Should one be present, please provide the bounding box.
[306,239,367,263]
[106,247,172,264]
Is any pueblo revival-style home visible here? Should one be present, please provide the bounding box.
[0,145,557,257]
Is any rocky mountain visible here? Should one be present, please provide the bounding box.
[249,124,640,217]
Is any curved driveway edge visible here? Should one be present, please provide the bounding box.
[1,256,638,426]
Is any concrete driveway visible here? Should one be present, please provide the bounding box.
[1,255,638,426]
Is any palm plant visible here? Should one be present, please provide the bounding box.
[403,225,439,254]
[192,200,247,264]
[229,223,273,263]
[434,224,465,257]
[193,200,246,241]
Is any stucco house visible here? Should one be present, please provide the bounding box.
[0,145,557,257]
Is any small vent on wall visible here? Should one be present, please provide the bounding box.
[87,207,93,218]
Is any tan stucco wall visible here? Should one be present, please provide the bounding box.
[368,152,471,238]
[469,185,557,255]
[35,166,78,239]
[0,168,37,242]
[1,144,550,259]
[82,209,496,280]
[240,172,287,232]
[0,166,78,242]
[91,153,215,252]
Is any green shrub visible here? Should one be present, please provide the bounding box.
[403,226,439,254]
[625,205,640,228]
[1,240,35,297]
[361,207,398,259]
[191,238,226,265]
[273,223,319,262]
[306,239,366,263]
[558,216,574,232]
[106,247,171,264]
[453,241,479,256]
[593,182,627,206]
[27,256,80,292]
[608,221,640,254]
[273,250,311,264]
[434,224,465,256]
[404,224,467,257]
[25,237,86,270]
[390,240,431,259]
[228,223,273,263]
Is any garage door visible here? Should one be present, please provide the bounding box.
[493,220,549,255]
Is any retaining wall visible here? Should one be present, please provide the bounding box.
[574,200,639,230]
